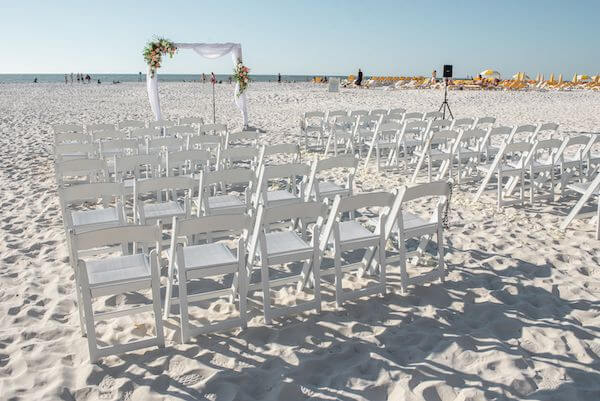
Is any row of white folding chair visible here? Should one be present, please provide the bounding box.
[53,118,204,135]
[66,180,450,361]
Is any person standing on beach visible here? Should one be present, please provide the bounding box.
[64,74,68,84]
[202,73,206,83]
[138,72,142,82]
[278,73,281,83]
[355,68,363,86]
[70,73,73,84]
[431,69,437,84]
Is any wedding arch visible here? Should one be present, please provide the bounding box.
[145,41,249,126]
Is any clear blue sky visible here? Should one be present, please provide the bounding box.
[2,0,598,78]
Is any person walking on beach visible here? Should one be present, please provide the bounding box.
[355,68,363,86]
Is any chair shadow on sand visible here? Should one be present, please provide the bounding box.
[69,242,600,401]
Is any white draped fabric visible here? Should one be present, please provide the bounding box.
[146,42,248,126]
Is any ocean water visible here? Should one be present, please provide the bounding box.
[0,74,343,84]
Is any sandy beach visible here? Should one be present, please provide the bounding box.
[1,82,600,400]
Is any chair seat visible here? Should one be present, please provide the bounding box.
[143,201,186,220]
[331,221,378,245]
[567,182,600,195]
[71,207,120,229]
[207,194,245,211]
[530,159,554,171]
[183,243,237,269]
[315,181,348,197]
[86,254,150,287]
[264,231,312,257]
[401,212,438,234]
[266,190,301,205]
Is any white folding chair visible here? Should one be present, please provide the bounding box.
[364,120,402,172]
[350,110,370,118]
[113,154,161,195]
[300,111,326,150]
[524,138,562,203]
[59,182,126,234]
[474,141,533,208]
[99,138,140,161]
[187,134,223,152]
[55,158,108,186]
[53,123,84,135]
[252,162,310,208]
[389,120,430,173]
[314,192,393,307]
[507,124,537,143]
[258,143,302,167]
[560,172,600,239]
[305,154,358,203]
[403,112,424,122]
[198,123,228,136]
[225,130,261,148]
[324,115,358,156]
[197,168,255,216]
[370,108,388,117]
[178,117,204,126]
[55,132,91,146]
[533,122,560,141]
[473,116,496,130]
[411,130,459,183]
[166,125,197,136]
[482,126,512,161]
[133,176,195,225]
[556,135,594,196]
[424,111,444,121]
[129,127,162,140]
[450,117,475,131]
[389,181,450,293]
[68,224,164,362]
[452,128,487,185]
[55,142,96,162]
[148,120,176,129]
[93,129,127,143]
[389,107,407,116]
[247,202,326,324]
[165,214,250,342]
[354,115,382,157]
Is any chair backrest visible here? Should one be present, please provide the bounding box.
[198,123,227,135]
[166,149,211,176]
[336,191,395,214]
[333,115,359,128]
[428,129,459,147]
[114,154,161,182]
[55,132,92,145]
[306,155,358,201]
[99,138,140,158]
[455,128,487,152]
[56,158,108,185]
[403,112,424,122]
[534,122,560,140]
[54,142,96,161]
[146,137,185,153]
[474,116,496,129]
[86,123,115,133]
[429,119,452,132]
[187,134,223,150]
[389,107,406,115]
[118,120,145,130]
[200,167,255,187]
[178,117,204,125]
[134,176,197,198]
[225,130,261,147]
[148,120,176,129]
[59,182,124,227]
[486,126,513,147]
[424,111,443,121]
[370,109,388,116]
[53,124,84,134]
[260,143,301,164]
[259,201,327,225]
[175,214,251,239]
[69,224,161,256]
[525,138,563,166]
[166,125,197,136]
[555,135,593,162]
[304,111,326,119]
[130,127,161,139]
[350,110,369,117]
[93,130,127,142]
[509,124,537,143]
[326,110,348,122]
[451,118,475,130]
[217,145,260,169]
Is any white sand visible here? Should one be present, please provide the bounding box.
[1,82,600,400]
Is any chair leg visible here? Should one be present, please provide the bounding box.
[399,235,408,294]
[80,282,99,363]
[238,265,248,329]
[312,249,322,314]
[497,172,502,210]
[437,224,445,283]
[333,241,343,308]
[378,237,386,296]
[178,269,190,344]
[150,255,165,347]
[260,259,272,325]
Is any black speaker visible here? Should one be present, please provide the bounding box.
[443,65,453,78]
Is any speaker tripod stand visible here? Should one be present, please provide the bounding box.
[438,81,454,119]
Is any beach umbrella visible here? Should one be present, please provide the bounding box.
[480,69,500,79]
[535,73,540,82]
[577,74,591,82]
[558,74,563,84]
[513,72,530,81]
[572,73,578,83]
[549,73,555,83]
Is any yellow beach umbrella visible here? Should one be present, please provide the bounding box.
[549,73,555,83]
[558,74,563,84]
[577,74,591,82]
[572,73,578,83]
[480,69,500,79]
[535,73,540,82]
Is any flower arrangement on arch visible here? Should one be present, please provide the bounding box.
[233,60,250,96]
[143,38,177,77]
